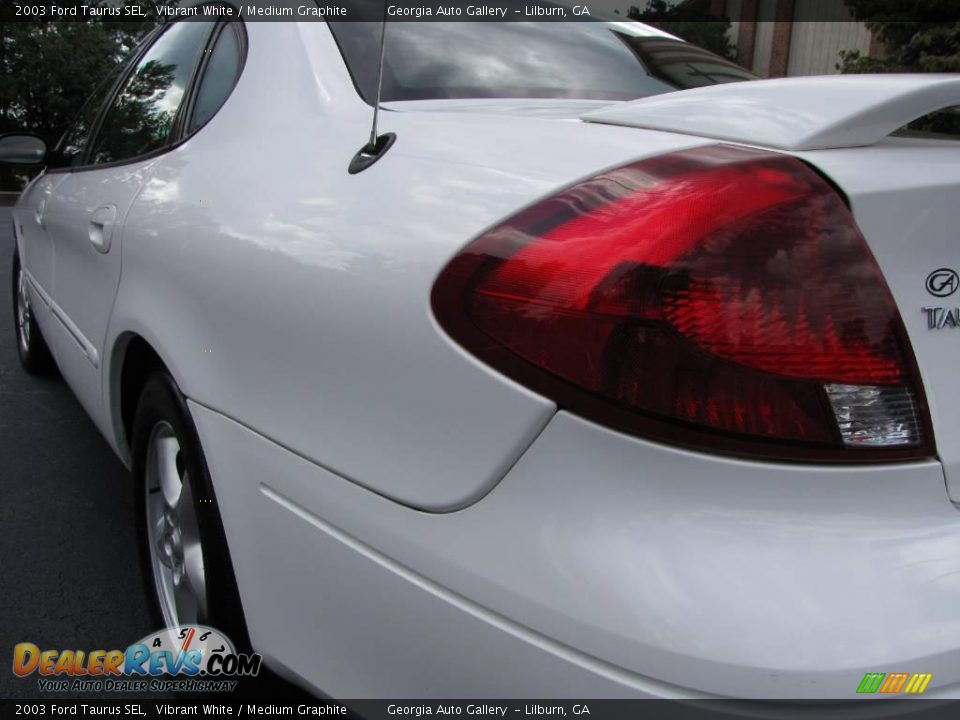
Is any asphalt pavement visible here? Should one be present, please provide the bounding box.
[0,207,313,701]
[0,207,163,699]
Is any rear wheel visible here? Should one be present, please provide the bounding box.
[11,249,56,375]
[132,371,249,644]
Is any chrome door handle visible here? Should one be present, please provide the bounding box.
[88,205,117,254]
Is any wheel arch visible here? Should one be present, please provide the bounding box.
[108,331,172,466]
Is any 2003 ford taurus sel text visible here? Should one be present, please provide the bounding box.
[5,4,960,699]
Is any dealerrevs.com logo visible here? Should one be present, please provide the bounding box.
[12,625,261,693]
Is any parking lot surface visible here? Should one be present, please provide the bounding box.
[1,206,314,701]
[0,207,164,698]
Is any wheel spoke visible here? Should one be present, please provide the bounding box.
[182,542,207,619]
[145,421,208,629]
[156,435,182,509]
[153,513,173,568]
[173,569,199,625]
[177,472,201,548]
[16,269,31,352]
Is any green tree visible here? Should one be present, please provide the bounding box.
[839,0,960,73]
[0,2,160,188]
[838,1,960,134]
[627,0,736,60]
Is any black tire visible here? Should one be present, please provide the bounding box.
[132,371,250,649]
[11,248,57,375]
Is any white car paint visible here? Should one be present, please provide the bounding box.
[583,74,960,150]
[16,173,66,296]
[106,22,717,511]
[192,402,956,699]
[798,139,960,503]
[11,18,960,699]
[43,159,160,441]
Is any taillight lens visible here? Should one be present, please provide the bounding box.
[432,145,933,462]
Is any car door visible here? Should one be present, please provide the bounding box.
[42,20,216,436]
[14,174,66,317]
[13,63,126,326]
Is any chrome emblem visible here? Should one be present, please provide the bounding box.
[926,268,959,298]
[924,306,960,330]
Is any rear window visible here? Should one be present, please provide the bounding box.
[328,15,756,103]
[895,108,960,140]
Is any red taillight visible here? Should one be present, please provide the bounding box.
[432,145,933,461]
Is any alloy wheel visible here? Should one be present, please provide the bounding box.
[144,421,208,627]
[15,265,31,354]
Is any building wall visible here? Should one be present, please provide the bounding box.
[787,13,873,75]
[752,0,777,76]
[723,0,877,78]
[726,0,742,56]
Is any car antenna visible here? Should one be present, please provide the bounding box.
[348,1,396,174]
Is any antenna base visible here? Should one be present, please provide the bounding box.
[348,133,397,174]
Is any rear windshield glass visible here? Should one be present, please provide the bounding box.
[894,108,960,140]
[328,16,756,103]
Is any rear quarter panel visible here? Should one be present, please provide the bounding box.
[107,22,711,510]
[799,138,960,500]
[104,20,558,512]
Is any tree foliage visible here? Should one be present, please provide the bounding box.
[841,0,959,71]
[839,0,960,134]
[0,3,160,188]
[0,5,162,140]
[627,0,736,60]
[839,2,960,74]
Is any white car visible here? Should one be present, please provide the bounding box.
[5,8,960,699]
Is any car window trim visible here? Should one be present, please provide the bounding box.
[82,21,216,171]
[61,15,244,175]
[46,25,165,175]
[179,19,248,139]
